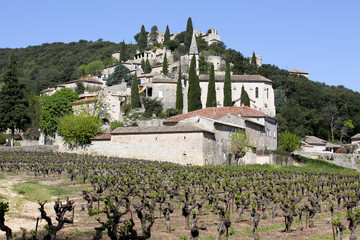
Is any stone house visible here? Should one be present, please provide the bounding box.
[288,69,309,79]
[351,133,360,153]
[301,135,341,153]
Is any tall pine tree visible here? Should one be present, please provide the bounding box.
[223,61,232,106]
[119,40,127,62]
[164,25,171,46]
[251,52,257,65]
[162,53,168,75]
[188,56,202,112]
[137,25,147,52]
[184,17,193,51]
[0,54,31,146]
[131,73,141,109]
[206,63,216,107]
[240,85,251,107]
[144,59,152,74]
[176,63,183,113]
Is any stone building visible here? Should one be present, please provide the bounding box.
[288,69,309,79]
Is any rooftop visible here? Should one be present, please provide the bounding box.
[164,106,273,124]
[303,136,327,145]
[72,97,98,105]
[351,133,360,140]
[91,132,111,141]
[199,74,272,83]
[288,69,308,74]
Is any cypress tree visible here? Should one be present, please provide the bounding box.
[206,63,216,107]
[141,59,145,72]
[188,56,202,112]
[184,17,193,51]
[144,59,152,74]
[240,85,251,107]
[119,40,127,62]
[162,53,168,75]
[223,61,232,106]
[251,52,257,65]
[176,63,183,113]
[164,25,170,46]
[131,73,141,109]
[138,25,147,52]
[0,54,31,146]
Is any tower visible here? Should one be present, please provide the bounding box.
[188,33,199,75]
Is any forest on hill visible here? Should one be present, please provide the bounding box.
[0,24,359,142]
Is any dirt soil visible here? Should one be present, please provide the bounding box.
[0,173,358,240]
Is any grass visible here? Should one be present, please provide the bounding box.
[12,180,89,202]
[0,173,5,180]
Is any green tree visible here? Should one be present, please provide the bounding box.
[229,129,251,161]
[340,119,355,143]
[85,60,104,75]
[149,25,159,46]
[58,113,102,146]
[162,53,168,75]
[137,25,148,52]
[106,64,132,86]
[206,63,216,107]
[199,54,209,74]
[176,63,183,112]
[131,73,141,109]
[119,40,127,62]
[39,88,79,136]
[184,17,193,51]
[223,61,232,106]
[274,88,287,113]
[0,54,31,146]
[143,98,163,118]
[240,85,250,107]
[188,56,202,112]
[110,120,124,131]
[75,81,85,94]
[278,130,301,152]
[144,59,152,74]
[164,25,171,46]
[251,52,257,65]
[141,59,146,72]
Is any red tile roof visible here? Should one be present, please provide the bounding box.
[91,132,111,140]
[72,97,98,105]
[164,106,273,123]
[288,69,308,74]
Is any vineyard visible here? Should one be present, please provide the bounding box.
[0,151,359,240]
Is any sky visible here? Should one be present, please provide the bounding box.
[1,0,359,92]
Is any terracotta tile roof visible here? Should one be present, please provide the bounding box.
[288,69,308,74]
[111,123,213,135]
[72,97,98,105]
[164,107,273,124]
[91,132,111,140]
[303,136,327,145]
[199,74,272,83]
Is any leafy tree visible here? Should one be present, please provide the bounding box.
[137,25,148,52]
[278,130,301,152]
[340,119,354,143]
[206,63,216,107]
[131,73,141,109]
[274,88,287,113]
[85,60,104,75]
[0,54,31,146]
[149,25,159,46]
[323,103,341,142]
[188,56,202,112]
[208,41,226,55]
[176,63,183,113]
[39,88,79,136]
[162,53,168,75]
[196,36,209,52]
[143,98,163,118]
[141,59,146,72]
[119,40,127,62]
[103,56,119,67]
[223,61,232,106]
[110,120,124,131]
[240,85,250,107]
[23,93,43,140]
[199,54,209,74]
[106,64,132,87]
[251,52,257,65]
[184,17,193,51]
[58,113,102,146]
[229,129,251,161]
[75,81,85,94]
[164,25,171,46]
[144,59,152,74]
[175,31,186,43]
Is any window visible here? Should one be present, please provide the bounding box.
[158,91,163,99]
[255,87,259,98]
[112,105,115,112]
[267,88,269,99]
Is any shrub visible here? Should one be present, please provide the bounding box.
[122,103,131,116]
[142,98,163,118]
[58,113,102,146]
[110,121,124,131]
[278,131,301,153]
[0,134,6,145]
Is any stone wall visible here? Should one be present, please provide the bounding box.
[0,145,57,153]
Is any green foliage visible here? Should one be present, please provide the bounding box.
[23,94,43,140]
[251,52,257,65]
[162,53,168,75]
[130,74,141,109]
[229,129,251,159]
[175,31,186,43]
[119,40,127,63]
[187,56,202,112]
[184,17,193,51]
[223,61,232,106]
[84,60,105,76]
[143,98,163,118]
[144,59,152,74]
[206,63,216,107]
[137,25,148,52]
[208,41,226,55]
[106,64,132,87]
[58,113,102,146]
[110,120,124,131]
[240,85,250,107]
[0,133,6,144]
[176,64,183,113]
[196,36,209,52]
[148,25,159,46]
[163,25,171,46]
[292,155,348,171]
[0,54,31,144]
[75,81,85,94]
[39,88,79,136]
[274,88,287,113]
[122,103,131,116]
[278,130,301,153]
[199,54,210,74]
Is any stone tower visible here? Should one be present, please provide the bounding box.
[189,33,199,75]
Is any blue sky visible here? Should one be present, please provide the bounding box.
[1,0,359,92]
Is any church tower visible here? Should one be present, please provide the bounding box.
[188,33,199,75]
